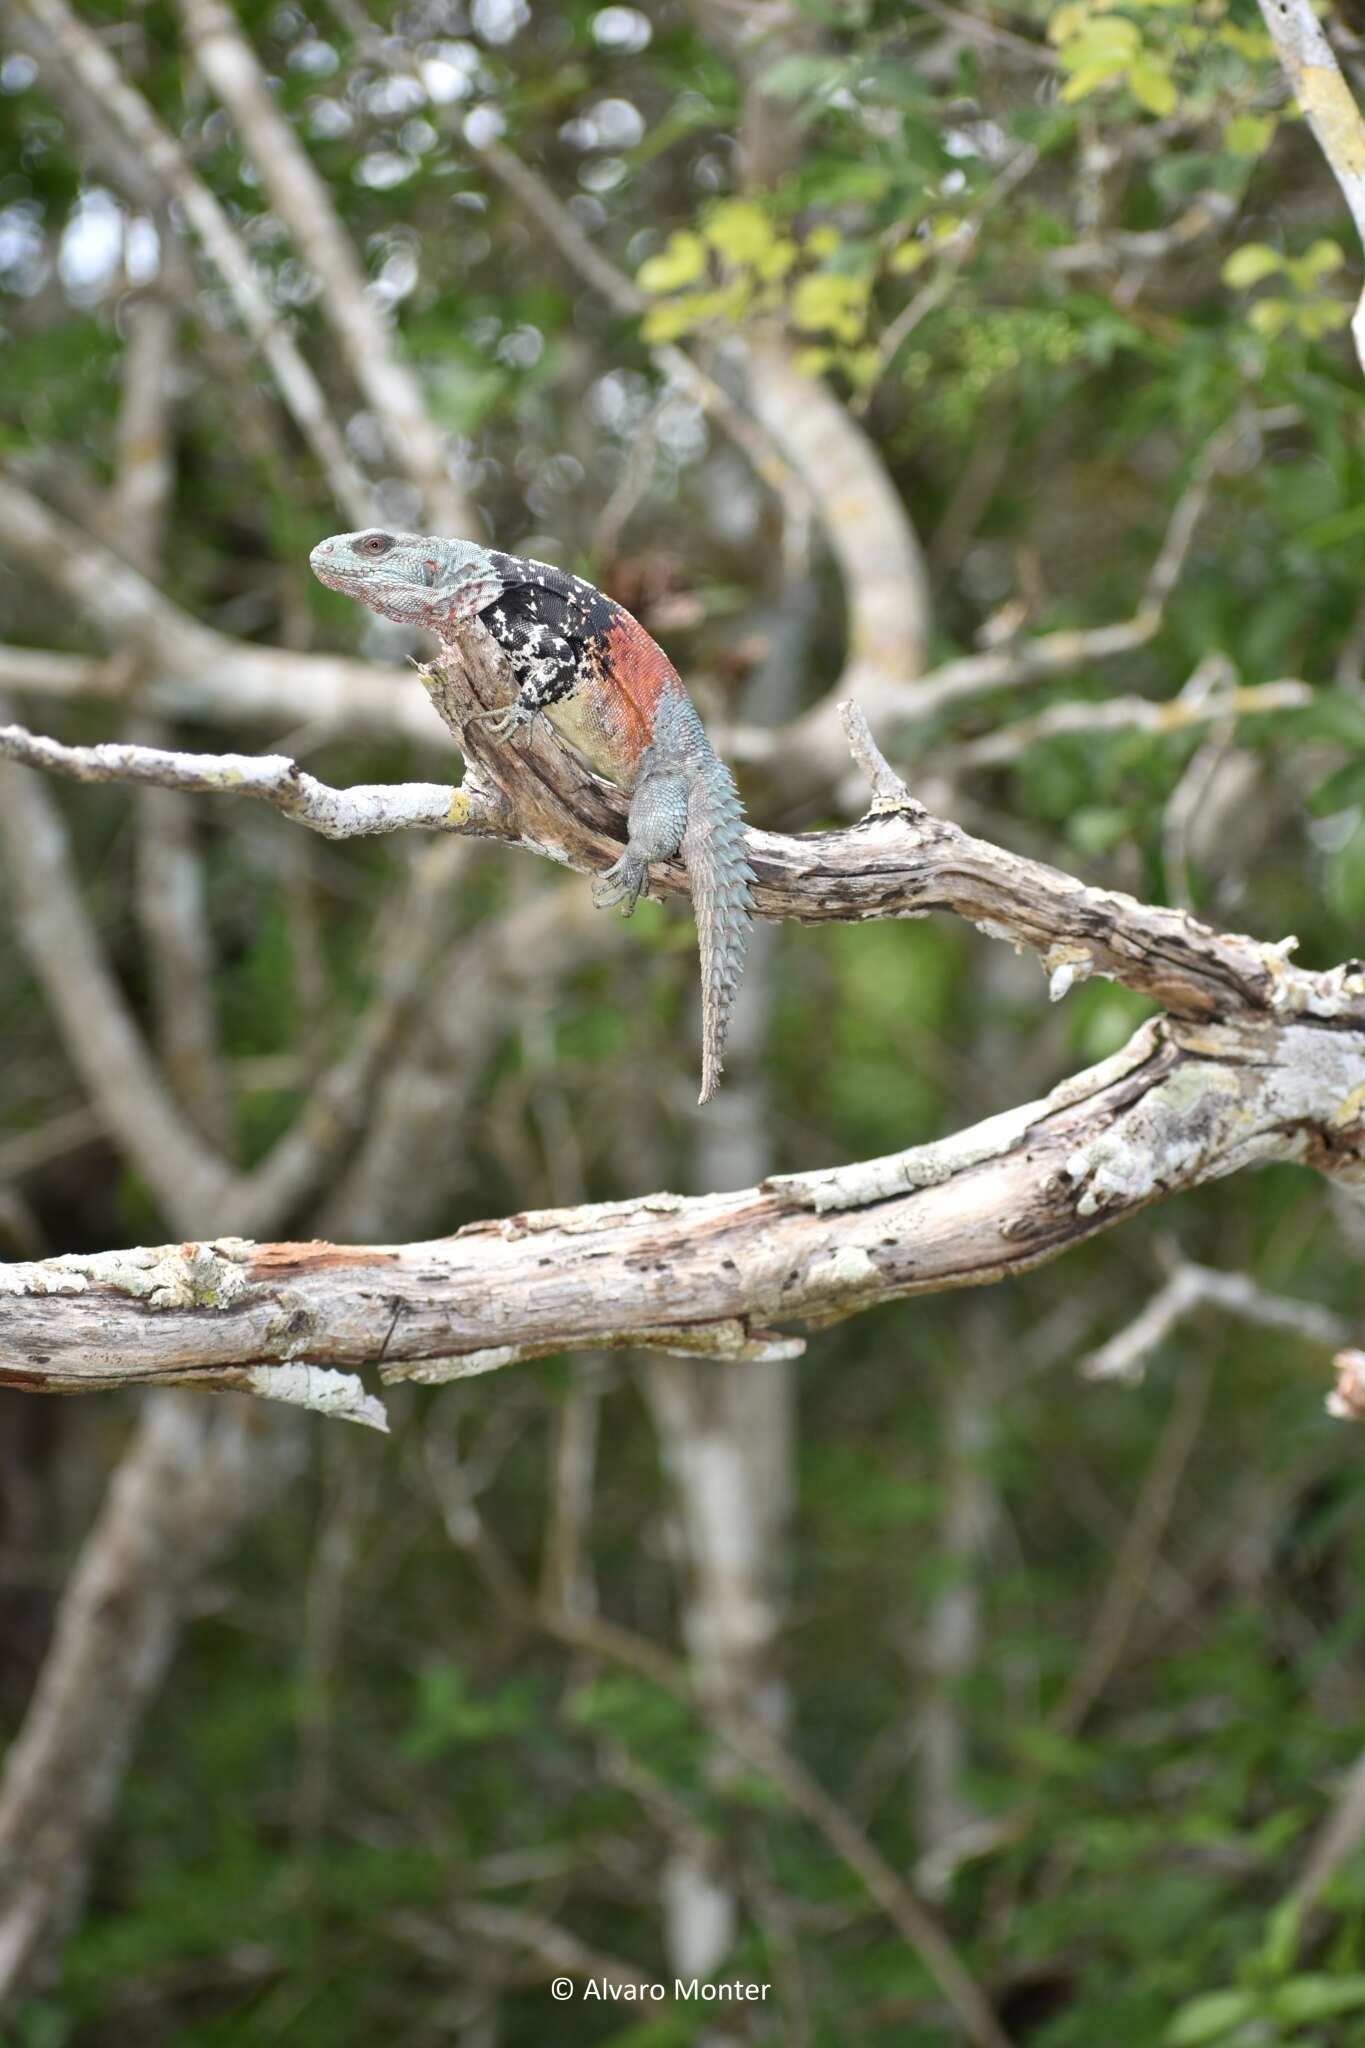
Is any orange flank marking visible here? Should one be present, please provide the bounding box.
[602,609,681,764]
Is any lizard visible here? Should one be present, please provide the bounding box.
[309,528,753,1103]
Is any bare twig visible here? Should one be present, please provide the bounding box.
[1257,0,1365,374]
[1085,1263,1352,1384]
[112,297,235,1144]
[424,1435,1010,2046]
[1,724,470,1250]
[547,1607,1013,2048]
[950,677,1310,772]
[176,0,475,534]
[479,141,807,517]
[0,735,237,1229]
[478,143,930,700]
[0,1397,283,2006]
[9,0,374,522]
[859,145,1040,404]
[0,476,450,744]
[0,724,487,840]
[1291,1743,1365,1915]
[730,410,1292,803]
[1050,1362,1213,1737]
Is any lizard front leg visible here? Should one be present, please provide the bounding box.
[593,761,691,916]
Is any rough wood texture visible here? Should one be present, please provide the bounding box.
[3,1008,1363,1407]
[3,629,1364,1421]
[427,642,1362,1026]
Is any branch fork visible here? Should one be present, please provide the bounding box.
[3,620,1364,1419]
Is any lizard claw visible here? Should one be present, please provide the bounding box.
[467,702,539,746]
[593,853,646,917]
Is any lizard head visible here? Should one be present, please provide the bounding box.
[309,530,505,629]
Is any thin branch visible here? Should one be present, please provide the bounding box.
[478,142,931,696]
[1257,0,1365,374]
[949,676,1311,771]
[113,296,235,1146]
[858,145,1041,405]
[564,1634,1012,2040]
[0,725,489,840]
[0,476,449,744]
[424,1432,1010,2047]
[1049,1361,1212,1736]
[478,141,805,503]
[1,722,473,1249]
[1085,1263,1352,1384]
[1291,1742,1365,1916]
[0,1396,280,2009]
[0,726,237,1231]
[9,0,374,522]
[729,409,1293,802]
[176,0,475,534]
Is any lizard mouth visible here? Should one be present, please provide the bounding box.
[309,540,360,586]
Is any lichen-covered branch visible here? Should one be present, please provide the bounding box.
[2,630,1347,1033]
[3,1000,1363,1401]
[0,724,488,840]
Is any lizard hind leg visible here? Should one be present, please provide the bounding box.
[592,764,690,919]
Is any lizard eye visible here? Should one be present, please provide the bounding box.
[355,532,394,556]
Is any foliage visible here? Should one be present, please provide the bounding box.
[3,0,1365,2042]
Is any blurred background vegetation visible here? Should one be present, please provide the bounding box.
[4,0,1365,2042]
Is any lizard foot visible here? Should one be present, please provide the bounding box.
[467,701,540,746]
[593,852,647,917]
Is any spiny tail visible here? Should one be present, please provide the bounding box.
[683,747,754,1105]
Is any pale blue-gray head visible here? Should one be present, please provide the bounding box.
[309,529,504,625]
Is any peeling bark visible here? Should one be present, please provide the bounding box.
[2,1010,1362,1400]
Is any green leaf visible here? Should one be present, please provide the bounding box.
[1129,56,1177,114]
[1259,1895,1303,1975]
[1294,299,1351,338]
[1219,19,1273,56]
[890,238,929,274]
[1048,1,1091,45]
[1222,242,1283,288]
[640,289,732,342]
[1069,805,1132,858]
[1224,113,1276,157]
[1059,15,1142,63]
[1270,1973,1365,2024]
[1300,501,1365,550]
[791,271,869,340]
[636,230,708,294]
[1295,237,1345,284]
[1164,1988,1258,2046]
[1248,297,1292,339]
[703,198,774,266]
[758,52,849,99]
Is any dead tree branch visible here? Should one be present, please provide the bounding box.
[8,0,375,522]
[2,625,1363,1414]
[1257,0,1365,375]
[0,476,450,743]
[3,990,1364,1401]
[0,1396,284,2004]
[176,0,475,534]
